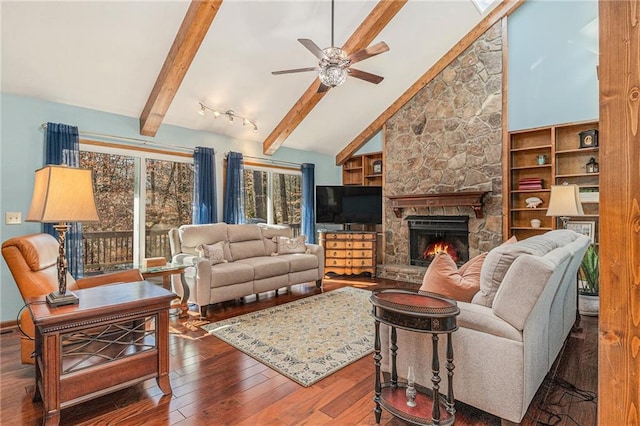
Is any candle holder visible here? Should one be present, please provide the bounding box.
[406,366,417,407]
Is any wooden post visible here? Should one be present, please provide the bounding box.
[598,0,640,423]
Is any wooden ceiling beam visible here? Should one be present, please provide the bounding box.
[139,0,222,137]
[335,0,526,165]
[263,0,407,156]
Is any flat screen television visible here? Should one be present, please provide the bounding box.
[316,185,382,224]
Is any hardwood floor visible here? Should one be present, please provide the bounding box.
[0,278,597,425]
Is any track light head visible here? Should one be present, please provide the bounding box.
[197,103,256,132]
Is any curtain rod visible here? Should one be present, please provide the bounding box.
[225,152,301,168]
[40,123,196,154]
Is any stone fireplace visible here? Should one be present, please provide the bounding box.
[378,21,504,284]
[408,215,469,267]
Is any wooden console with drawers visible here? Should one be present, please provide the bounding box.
[318,231,377,277]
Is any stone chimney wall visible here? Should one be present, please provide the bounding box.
[382,22,503,277]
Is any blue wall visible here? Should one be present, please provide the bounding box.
[0,93,341,322]
[508,0,599,130]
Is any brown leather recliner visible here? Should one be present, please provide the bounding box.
[2,233,144,364]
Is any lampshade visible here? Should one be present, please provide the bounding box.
[27,165,99,223]
[546,184,584,217]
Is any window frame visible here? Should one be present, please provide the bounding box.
[242,162,301,226]
[80,140,193,267]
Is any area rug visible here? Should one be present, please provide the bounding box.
[201,286,374,387]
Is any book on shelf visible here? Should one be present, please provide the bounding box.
[518,177,543,190]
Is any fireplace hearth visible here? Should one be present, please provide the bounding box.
[407,215,469,267]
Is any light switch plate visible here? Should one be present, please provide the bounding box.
[5,212,22,224]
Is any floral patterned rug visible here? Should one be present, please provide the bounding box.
[201,286,374,387]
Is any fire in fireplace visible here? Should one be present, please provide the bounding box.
[407,215,470,267]
[423,241,459,262]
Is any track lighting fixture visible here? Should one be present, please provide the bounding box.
[197,102,257,132]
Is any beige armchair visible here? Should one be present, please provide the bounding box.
[2,233,143,364]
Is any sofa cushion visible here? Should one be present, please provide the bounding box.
[227,224,263,242]
[196,241,227,265]
[236,257,290,280]
[179,223,227,255]
[227,224,266,260]
[274,235,307,254]
[457,302,523,342]
[209,262,255,288]
[474,236,554,307]
[278,253,319,272]
[229,240,267,261]
[420,252,484,302]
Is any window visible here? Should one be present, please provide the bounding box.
[243,166,301,234]
[145,158,193,259]
[80,145,193,273]
[471,0,496,13]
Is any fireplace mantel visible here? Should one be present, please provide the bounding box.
[387,191,489,218]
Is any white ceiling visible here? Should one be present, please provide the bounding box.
[1,0,496,157]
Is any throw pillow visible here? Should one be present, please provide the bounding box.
[458,251,488,276]
[196,241,227,265]
[419,252,482,302]
[273,235,307,254]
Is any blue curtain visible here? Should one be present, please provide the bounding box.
[301,163,315,243]
[44,122,84,277]
[223,152,245,224]
[192,147,217,224]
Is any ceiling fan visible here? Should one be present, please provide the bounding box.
[272,0,389,93]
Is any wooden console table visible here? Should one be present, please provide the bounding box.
[27,281,176,425]
[318,231,377,277]
[370,289,460,425]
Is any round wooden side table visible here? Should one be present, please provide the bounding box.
[370,288,460,425]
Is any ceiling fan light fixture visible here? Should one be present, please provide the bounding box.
[319,66,347,88]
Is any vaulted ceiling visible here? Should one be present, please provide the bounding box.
[1,0,511,163]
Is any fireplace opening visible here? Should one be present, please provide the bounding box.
[407,215,470,267]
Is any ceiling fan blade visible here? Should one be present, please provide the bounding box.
[298,39,327,61]
[317,83,331,93]
[347,41,390,65]
[348,68,384,84]
[272,67,319,75]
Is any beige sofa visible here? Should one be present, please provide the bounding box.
[169,223,324,316]
[379,230,590,424]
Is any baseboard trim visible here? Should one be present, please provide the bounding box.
[0,320,18,333]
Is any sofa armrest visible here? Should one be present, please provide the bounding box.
[172,253,193,265]
[305,243,324,277]
[177,254,199,266]
[457,302,523,342]
[188,257,212,306]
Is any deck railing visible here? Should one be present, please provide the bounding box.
[83,229,171,273]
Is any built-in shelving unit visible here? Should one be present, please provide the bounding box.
[342,151,382,186]
[505,120,600,242]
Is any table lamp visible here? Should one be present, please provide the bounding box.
[546,183,584,229]
[26,165,99,307]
